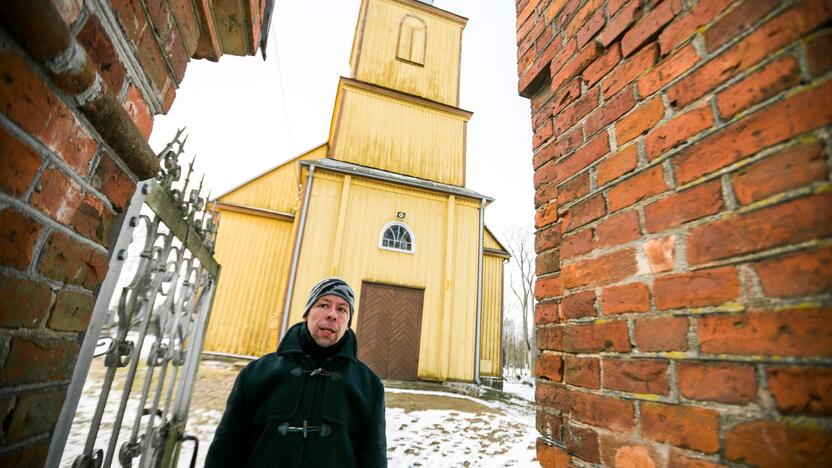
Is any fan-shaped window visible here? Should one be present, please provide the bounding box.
[397,16,426,65]
[379,222,415,253]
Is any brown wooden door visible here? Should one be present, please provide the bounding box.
[356,282,424,380]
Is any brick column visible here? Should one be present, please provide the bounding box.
[517,0,832,466]
[0,0,270,463]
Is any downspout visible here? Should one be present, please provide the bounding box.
[474,198,485,385]
[279,165,315,339]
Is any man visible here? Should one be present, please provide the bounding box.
[205,278,387,467]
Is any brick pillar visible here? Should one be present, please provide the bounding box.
[0,0,270,463]
[517,0,832,466]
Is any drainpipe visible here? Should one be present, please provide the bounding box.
[474,198,485,386]
[279,165,315,339]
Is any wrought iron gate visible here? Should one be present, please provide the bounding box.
[47,131,221,468]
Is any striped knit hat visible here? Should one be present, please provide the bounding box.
[302,278,356,327]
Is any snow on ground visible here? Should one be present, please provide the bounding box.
[63,358,538,467]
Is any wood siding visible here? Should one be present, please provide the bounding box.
[350,0,465,106]
[286,170,482,381]
[480,254,504,377]
[329,81,468,186]
[203,210,296,356]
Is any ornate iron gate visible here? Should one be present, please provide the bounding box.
[47,131,221,468]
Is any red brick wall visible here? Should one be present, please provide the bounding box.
[0,0,263,463]
[517,0,832,466]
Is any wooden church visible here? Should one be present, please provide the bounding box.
[204,0,509,384]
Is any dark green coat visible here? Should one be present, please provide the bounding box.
[205,323,387,467]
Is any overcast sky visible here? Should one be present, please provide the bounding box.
[148,0,534,238]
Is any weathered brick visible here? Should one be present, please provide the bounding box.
[535,201,559,228]
[634,316,689,351]
[644,179,723,233]
[0,208,44,270]
[585,88,635,137]
[539,126,583,168]
[562,320,632,352]
[807,29,832,76]
[657,0,731,54]
[638,43,700,97]
[607,165,668,212]
[39,231,109,289]
[561,228,593,260]
[600,435,664,468]
[535,159,558,189]
[576,9,606,49]
[667,450,726,468]
[604,358,669,394]
[560,290,596,320]
[551,41,603,93]
[535,274,564,300]
[698,308,832,357]
[645,103,714,159]
[536,300,559,325]
[537,325,565,350]
[583,43,622,88]
[724,421,832,467]
[704,0,781,52]
[565,423,600,463]
[553,86,600,136]
[0,125,42,197]
[533,119,554,149]
[0,274,52,329]
[654,266,739,310]
[563,248,637,288]
[754,246,832,299]
[571,390,635,430]
[731,141,827,206]
[602,43,659,98]
[536,248,561,276]
[564,0,604,39]
[557,172,589,205]
[599,0,643,47]
[667,0,832,108]
[536,351,564,381]
[0,51,97,175]
[621,0,683,57]
[31,167,84,225]
[557,133,610,184]
[77,13,126,93]
[122,85,153,139]
[47,288,94,332]
[92,151,136,212]
[536,408,562,441]
[562,193,606,232]
[717,55,802,120]
[601,282,649,315]
[536,224,562,252]
[537,439,572,467]
[6,387,66,442]
[644,235,675,273]
[686,192,832,265]
[767,367,832,416]
[640,402,720,453]
[596,143,638,186]
[535,180,558,208]
[678,362,757,404]
[0,336,79,385]
[564,355,600,388]
[596,209,640,248]
[615,96,665,145]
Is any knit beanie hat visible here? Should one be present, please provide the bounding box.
[302,278,356,327]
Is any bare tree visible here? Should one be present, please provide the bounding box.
[503,226,536,373]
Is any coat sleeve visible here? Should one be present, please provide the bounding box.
[356,378,387,467]
[205,367,253,467]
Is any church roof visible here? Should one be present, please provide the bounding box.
[300,158,494,203]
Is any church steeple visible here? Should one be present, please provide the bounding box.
[348,0,467,106]
[328,0,472,186]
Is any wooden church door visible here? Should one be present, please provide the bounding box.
[356,282,424,380]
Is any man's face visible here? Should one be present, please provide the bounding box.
[305,294,350,347]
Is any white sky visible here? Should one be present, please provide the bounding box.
[148,0,534,238]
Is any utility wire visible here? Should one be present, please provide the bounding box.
[268,10,295,156]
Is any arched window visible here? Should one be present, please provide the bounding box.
[379,221,415,253]
[397,16,426,65]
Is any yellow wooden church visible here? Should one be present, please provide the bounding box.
[204,0,509,384]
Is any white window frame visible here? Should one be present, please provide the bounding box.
[378,221,416,254]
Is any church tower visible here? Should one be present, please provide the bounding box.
[328,0,471,186]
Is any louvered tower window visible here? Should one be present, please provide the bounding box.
[379,222,415,253]
[397,16,426,65]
